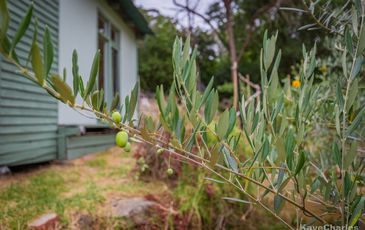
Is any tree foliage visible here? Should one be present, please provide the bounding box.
[139,13,178,92]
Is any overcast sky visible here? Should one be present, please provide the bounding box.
[134,0,215,28]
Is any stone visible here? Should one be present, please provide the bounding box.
[110,197,156,217]
[28,213,59,230]
[0,166,10,175]
[110,197,157,225]
[76,214,94,229]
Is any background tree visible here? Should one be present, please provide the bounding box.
[139,0,332,100]
[139,12,179,92]
[155,0,335,95]
[172,0,286,109]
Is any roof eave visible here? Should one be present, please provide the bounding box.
[107,0,153,38]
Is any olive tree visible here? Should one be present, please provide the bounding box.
[0,0,364,228]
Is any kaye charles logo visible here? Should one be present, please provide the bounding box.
[300,225,359,230]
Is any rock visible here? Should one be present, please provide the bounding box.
[28,213,59,230]
[0,166,10,175]
[76,214,94,229]
[110,197,157,225]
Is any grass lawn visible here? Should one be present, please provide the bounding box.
[0,146,288,230]
[0,147,170,229]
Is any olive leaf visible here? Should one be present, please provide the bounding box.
[200,77,214,107]
[349,197,364,227]
[128,83,139,121]
[72,50,80,97]
[294,151,306,176]
[84,50,100,100]
[204,90,218,124]
[216,109,229,139]
[50,74,75,105]
[0,0,9,46]
[110,92,120,113]
[31,40,44,85]
[11,3,33,54]
[261,137,270,161]
[43,26,54,78]
[346,107,365,136]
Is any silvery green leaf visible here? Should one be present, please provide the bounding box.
[298,23,317,31]
[72,50,80,97]
[79,77,85,98]
[84,50,100,99]
[110,92,119,113]
[182,35,190,65]
[279,7,306,13]
[43,26,54,78]
[50,74,75,104]
[344,141,358,169]
[227,108,236,136]
[349,197,364,227]
[346,107,365,136]
[128,83,139,121]
[0,0,9,46]
[285,130,295,170]
[261,137,269,161]
[31,41,44,85]
[216,109,229,139]
[294,151,306,176]
[222,197,252,204]
[350,56,363,80]
[357,22,365,55]
[342,49,348,78]
[335,105,341,137]
[11,3,33,53]
[336,81,344,109]
[351,7,358,36]
[200,77,214,107]
[62,67,66,81]
[332,141,341,168]
[274,195,284,214]
[223,146,238,173]
[205,177,225,184]
[347,79,358,112]
[345,29,353,55]
[204,90,218,124]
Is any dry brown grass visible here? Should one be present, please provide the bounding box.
[0,146,171,229]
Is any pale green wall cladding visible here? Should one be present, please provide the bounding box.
[0,0,59,166]
[0,0,120,166]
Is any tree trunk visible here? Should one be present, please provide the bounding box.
[223,0,239,110]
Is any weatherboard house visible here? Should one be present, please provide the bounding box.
[0,0,151,166]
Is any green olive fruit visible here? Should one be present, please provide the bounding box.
[124,142,131,152]
[112,111,122,123]
[166,168,173,176]
[115,131,128,147]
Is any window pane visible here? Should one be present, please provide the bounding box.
[112,47,119,94]
[111,26,118,43]
[98,15,106,35]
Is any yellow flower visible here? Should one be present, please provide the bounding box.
[292,80,301,88]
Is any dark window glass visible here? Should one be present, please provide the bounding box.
[111,26,118,43]
[98,16,106,35]
[97,13,119,106]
